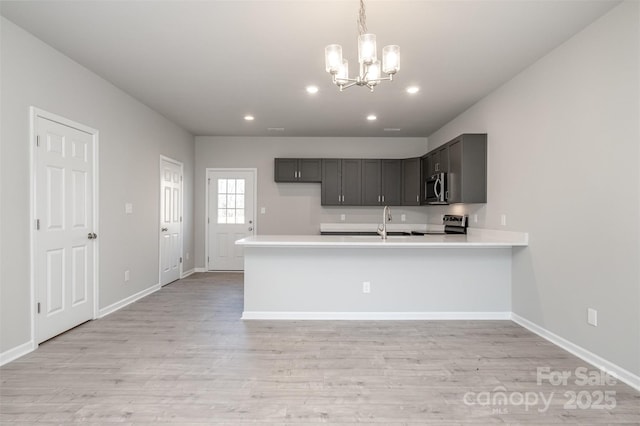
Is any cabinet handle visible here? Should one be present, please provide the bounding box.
[378,195,381,203]
[298,171,302,179]
[342,195,345,203]
[416,195,419,203]
[382,195,385,203]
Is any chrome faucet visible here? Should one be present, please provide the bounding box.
[377,205,392,239]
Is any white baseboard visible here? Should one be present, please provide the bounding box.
[242,311,511,320]
[194,267,206,273]
[0,340,35,366]
[511,313,640,392]
[98,283,161,318]
[181,268,195,278]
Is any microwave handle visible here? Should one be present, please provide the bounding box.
[434,177,441,198]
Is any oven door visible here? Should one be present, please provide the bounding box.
[426,173,448,204]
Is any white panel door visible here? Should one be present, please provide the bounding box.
[35,116,95,343]
[207,170,255,271]
[160,158,182,285]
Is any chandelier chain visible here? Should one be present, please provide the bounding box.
[357,0,368,35]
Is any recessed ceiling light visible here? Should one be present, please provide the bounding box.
[268,127,285,132]
[366,114,377,121]
[406,86,420,94]
[306,85,319,94]
[244,115,255,121]
[384,128,401,132]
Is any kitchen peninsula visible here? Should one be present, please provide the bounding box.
[236,229,528,320]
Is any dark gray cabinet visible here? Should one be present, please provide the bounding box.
[426,146,449,176]
[274,158,321,182]
[402,158,421,206]
[381,159,402,205]
[361,160,382,205]
[446,134,487,204]
[321,159,362,205]
[361,159,402,205]
[281,133,486,207]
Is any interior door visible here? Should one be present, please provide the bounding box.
[207,170,255,271]
[160,157,182,286]
[35,115,95,343]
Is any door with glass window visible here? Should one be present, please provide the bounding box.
[206,169,255,270]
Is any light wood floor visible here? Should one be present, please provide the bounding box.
[1,272,638,424]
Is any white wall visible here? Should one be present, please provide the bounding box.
[0,18,195,353]
[194,136,429,268]
[427,1,639,376]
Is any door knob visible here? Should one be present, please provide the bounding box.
[87,233,97,240]
[248,227,253,231]
[161,227,168,232]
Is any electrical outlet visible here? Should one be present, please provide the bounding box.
[401,214,406,222]
[340,214,346,221]
[125,203,133,214]
[500,214,507,226]
[260,207,266,214]
[473,214,478,223]
[124,270,130,282]
[587,308,598,326]
[362,281,371,293]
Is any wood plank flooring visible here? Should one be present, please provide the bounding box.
[1,272,638,424]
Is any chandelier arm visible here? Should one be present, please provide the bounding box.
[339,81,359,91]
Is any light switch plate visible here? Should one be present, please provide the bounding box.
[340,214,346,221]
[401,214,406,222]
[587,308,598,326]
[260,207,266,214]
[125,203,133,214]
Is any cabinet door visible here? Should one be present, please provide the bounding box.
[448,134,487,204]
[361,159,381,205]
[381,159,402,205]
[274,158,298,182]
[298,159,322,182]
[321,159,341,205]
[427,153,438,177]
[341,159,362,205]
[420,156,429,204]
[448,140,462,203]
[402,158,420,206]
[437,146,449,173]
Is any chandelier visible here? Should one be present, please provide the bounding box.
[324,0,400,92]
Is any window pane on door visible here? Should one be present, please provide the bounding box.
[217,178,246,224]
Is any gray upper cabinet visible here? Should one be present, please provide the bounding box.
[420,155,429,205]
[402,158,421,206]
[274,158,321,182]
[361,160,382,205]
[362,159,402,206]
[321,159,362,205]
[381,159,402,205]
[427,146,449,176]
[447,134,487,204]
[283,133,486,207]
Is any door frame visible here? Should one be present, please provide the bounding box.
[29,107,100,346]
[205,168,257,271]
[158,155,184,284]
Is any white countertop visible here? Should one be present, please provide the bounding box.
[236,228,528,248]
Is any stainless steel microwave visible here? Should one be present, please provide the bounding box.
[426,172,448,204]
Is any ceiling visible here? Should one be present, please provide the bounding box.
[0,0,619,137]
